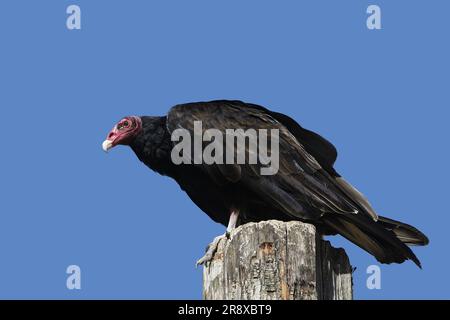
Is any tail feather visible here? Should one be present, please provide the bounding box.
[324,213,428,268]
[377,215,429,246]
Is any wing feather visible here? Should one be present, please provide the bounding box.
[167,101,366,221]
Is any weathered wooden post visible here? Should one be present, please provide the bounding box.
[202,220,353,300]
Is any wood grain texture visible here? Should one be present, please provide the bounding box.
[202,220,353,300]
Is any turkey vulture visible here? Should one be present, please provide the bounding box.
[102,100,428,267]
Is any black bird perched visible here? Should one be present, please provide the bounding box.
[102,100,428,267]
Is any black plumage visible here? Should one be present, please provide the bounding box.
[108,100,429,267]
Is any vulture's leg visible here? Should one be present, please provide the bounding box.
[196,210,239,267]
[226,210,239,237]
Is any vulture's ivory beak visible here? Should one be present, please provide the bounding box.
[102,140,113,152]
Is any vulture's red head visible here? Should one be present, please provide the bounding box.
[102,116,142,152]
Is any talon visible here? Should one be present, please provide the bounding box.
[196,254,212,267]
[196,234,225,267]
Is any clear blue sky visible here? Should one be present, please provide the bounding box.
[0,0,448,299]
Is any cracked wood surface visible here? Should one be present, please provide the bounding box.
[202,220,353,300]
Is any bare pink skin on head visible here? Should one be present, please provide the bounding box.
[102,116,142,152]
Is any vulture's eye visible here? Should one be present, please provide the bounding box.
[117,121,130,130]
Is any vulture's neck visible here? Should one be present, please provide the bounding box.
[130,116,175,176]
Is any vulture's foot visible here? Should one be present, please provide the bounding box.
[196,234,228,267]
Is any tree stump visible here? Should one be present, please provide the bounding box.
[202,220,353,300]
